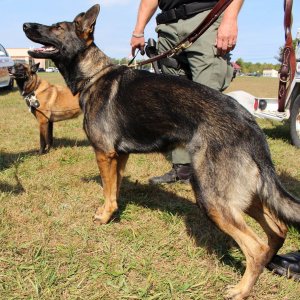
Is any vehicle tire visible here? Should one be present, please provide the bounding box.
[290,94,300,148]
[4,77,14,91]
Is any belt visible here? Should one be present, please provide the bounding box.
[156,1,218,25]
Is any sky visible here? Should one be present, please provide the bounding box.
[0,0,299,64]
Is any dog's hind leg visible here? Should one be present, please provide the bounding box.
[246,199,288,261]
[205,204,269,300]
[93,149,129,224]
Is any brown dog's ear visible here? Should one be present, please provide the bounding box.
[74,4,100,44]
[31,63,40,74]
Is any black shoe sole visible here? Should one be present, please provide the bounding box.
[266,262,300,281]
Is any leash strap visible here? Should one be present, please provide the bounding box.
[128,49,142,66]
[138,0,233,67]
[278,0,296,112]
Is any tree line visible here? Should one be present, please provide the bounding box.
[235,59,281,75]
[236,39,297,75]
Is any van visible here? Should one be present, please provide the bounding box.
[0,43,14,90]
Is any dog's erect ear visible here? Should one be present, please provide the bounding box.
[74,4,100,44]
[31,63,40,74]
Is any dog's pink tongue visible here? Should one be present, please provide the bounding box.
[34,46,56,52]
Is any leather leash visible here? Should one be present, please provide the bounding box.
[278,0,296,112]
[137,0,234,67]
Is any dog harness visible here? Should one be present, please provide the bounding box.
[23,92,40,112]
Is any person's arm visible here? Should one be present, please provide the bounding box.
[216,0,244,56]
[131,0,158,56]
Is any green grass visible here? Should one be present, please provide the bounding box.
[0,74,300,299]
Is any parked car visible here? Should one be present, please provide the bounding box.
[45,67,58,72]
[38,67,45,72]
[0,43,14,90]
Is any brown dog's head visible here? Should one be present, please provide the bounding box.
[23,4,100,62]
[9,63,40,95]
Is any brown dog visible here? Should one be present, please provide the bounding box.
[10,63,81,154]
[23,5,300,299]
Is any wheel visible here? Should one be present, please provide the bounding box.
[4,77,14,91]
[290,94,300,148]
[8,77,14,90]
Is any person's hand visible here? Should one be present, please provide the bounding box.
[131,35,145,57]
[215,18,238,56]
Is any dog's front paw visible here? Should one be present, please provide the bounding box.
[225,285,248,300]
[93,206,112,225]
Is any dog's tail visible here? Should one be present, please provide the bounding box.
[261,170,300,228]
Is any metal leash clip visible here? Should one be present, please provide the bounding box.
[168,41,192,57]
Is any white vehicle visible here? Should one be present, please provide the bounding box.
[45,67,58,72]
[228,28,300,148]
[0,43,14,90]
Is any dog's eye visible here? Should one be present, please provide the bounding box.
[55,24,63,30]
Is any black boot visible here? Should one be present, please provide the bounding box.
[149,164,192,185]
[266,251,300,281]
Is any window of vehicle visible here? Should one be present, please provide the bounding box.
[0,44,8,56]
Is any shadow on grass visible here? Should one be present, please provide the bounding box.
[83,174,245,274]
[0,152,27,194]
[53,137,90,149]
[0,138,89,172]
[0,86,18,95]
[261,120,291,144]
[0,176,25,195]
[279,171,300,198]
[0,138,89,194]
[0,150,37,172]
[83,170,300,274]
[0,137,89,193]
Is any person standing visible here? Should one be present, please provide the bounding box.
[131,0,244,184]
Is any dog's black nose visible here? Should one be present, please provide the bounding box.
[23,23,31,31]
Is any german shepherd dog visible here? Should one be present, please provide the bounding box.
[23,4,300,299]
[9,63,81,154]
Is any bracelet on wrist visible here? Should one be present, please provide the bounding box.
[132,32,144,38]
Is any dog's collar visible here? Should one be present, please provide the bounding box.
[77,74,96,93]
[77,65,113,93]
[23,92,40,112]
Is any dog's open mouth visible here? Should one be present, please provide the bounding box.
[32,44,58,54]
[8,67,13,76]
[28,43,59,58]
[8,70,16,77]
[8,68,25,79]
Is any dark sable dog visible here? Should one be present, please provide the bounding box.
[10,63,81,154]
[23,5,300,299]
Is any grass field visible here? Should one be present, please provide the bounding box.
[0,73,300,299]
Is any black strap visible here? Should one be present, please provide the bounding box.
[156,1,218,25]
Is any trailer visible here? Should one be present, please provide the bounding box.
[228,28,300,148]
